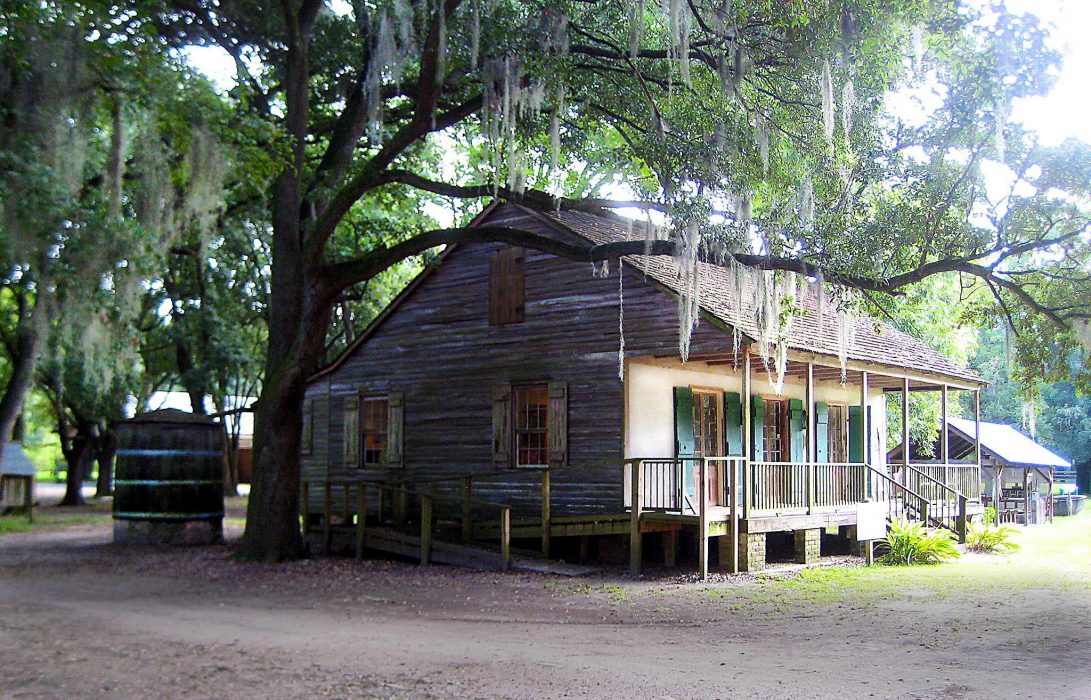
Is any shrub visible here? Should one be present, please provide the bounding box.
[983,506,997,525]
[966,521,1020,554]
[877,518,960,566]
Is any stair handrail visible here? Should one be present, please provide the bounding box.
[899,464,968,540]
[865,463,930,522]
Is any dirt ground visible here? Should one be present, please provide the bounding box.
[2,498,1089,700]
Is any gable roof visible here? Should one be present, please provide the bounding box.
[948,417,1071,469]
[539,207,982,385]
[313,201,982,386]
[1,444,37,477]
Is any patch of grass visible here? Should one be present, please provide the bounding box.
[223,517,247,527]
[0,511,110,533]
[543,581,630,603]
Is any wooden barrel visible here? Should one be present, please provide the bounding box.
[112,409,225,545]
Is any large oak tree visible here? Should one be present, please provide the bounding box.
[141,0,1091,561]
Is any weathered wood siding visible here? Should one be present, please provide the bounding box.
[305,204,732,516]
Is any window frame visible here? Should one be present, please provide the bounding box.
[512,383,550,469]
[360,394,389,468]
[762,397,790,463]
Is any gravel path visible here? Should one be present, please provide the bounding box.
[1,510,1088,699]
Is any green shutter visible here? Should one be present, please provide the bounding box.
[724,392,743,456]
[674,387,695,457]
[815,402,829,463]
[751,395,765,462]
[789,399,805,462]
[848,405,864,463]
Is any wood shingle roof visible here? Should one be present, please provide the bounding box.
[540,208,983,386]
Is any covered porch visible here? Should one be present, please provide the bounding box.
[623,345,987,578]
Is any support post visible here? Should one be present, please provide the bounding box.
[342,484,350,524]
[861,371,870,497]
[805,362,815,514]
[500,506,511,572]
[698,459,709,581]
[742,348,752,520]
[420,495,433,565]
[355,483,366,560]
[462,476,473,541]
[629,460,643,577]
[664,530,678,567]
[957,494,968,543]
[300,481,310,539]
[541,469,551,558]
[993,465,1002,522]
[394,483,407,530]
[729,458,739,574]
[974,390,982,471]
[941,384,950,492]
[26,475,34,523]
[863,540,875,565]
[901,377,910,475]
[323,481,333,555]
[1024,468,1032,525]
[1048,471,1054,524]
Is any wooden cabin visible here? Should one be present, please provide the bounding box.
[303,202,987,576]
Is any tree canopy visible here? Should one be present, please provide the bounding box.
[1,1,1088,560]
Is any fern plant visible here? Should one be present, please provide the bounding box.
[877,518,960,566]
[966,521,1020,554]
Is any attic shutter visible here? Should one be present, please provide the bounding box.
[789,399,806,462]
[814,402,829,462]
[848,405,864,463]
[387,391,404,468]
[492,384,511,466]
[751,395,765,462]
[724,391,743,456]
[343,396,360,468]
[673,387,695,457]
[548,382,568,466]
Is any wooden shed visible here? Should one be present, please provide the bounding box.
[1,444,35,520]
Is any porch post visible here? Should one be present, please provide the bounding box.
[1048,470,1054,524]
[860,371,870,498]
[901,377,910,477]
[805,362,815,514]
[698,459,709,581]
[742,347,752,519]
[629,460,643,577]
[974,389,982,469]
[941,383,949,492]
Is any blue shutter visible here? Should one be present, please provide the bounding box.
[848,405,864,463]
[674,387,695,457]
[724,392,743,456]
[751,396,765,462]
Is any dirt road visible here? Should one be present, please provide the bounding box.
[1,518,1088,699]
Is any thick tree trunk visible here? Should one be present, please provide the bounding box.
[60,433,95,507]
[95,430,116,498]
[0,293,44,462]
[224,428,240,497]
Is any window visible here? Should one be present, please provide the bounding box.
[828,404,848,463]
[763,398,789,462]
[691,390,723,458]
[513,384,549,467]
[362,396,388,467]
[489,246,526,325]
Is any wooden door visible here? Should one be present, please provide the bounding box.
[691,390,724,506]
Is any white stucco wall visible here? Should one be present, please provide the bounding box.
[625,358,888,468]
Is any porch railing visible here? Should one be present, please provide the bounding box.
[898,463,981,502]
[624,458,871,517]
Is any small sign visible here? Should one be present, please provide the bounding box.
[856,502,887,541]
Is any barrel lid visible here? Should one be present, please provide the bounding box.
[121,408,217,426]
